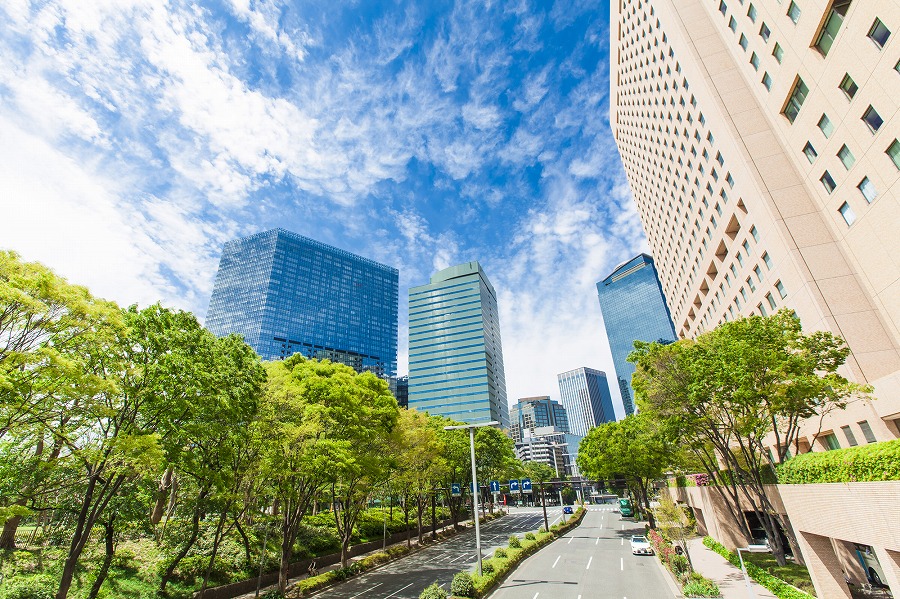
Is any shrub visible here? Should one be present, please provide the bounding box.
[538,527,546,534]
[261,591,285,599]
[0,575,57,599]
[419,583,448,599]
[481,560,494,574]
[524,532,536,540]
[682,575,721,598]
[451,571,475,598]
[776,439,900,484]
[494,548,507,559]
[508,535,521,548]
[671,554,690,578]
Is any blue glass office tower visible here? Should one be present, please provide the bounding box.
[509,396,570,443]
[596,253,676,415]
[557,367,617,437]
[205,229,398,376]
[407,262,509,428]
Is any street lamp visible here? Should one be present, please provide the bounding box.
[549,442,569,522]
[736,544,769,599]
[444,420,499,576]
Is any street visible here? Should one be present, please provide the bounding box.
[488,508,673,599]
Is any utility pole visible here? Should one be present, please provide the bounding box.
[539,481,549,532]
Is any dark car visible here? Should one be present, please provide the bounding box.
[563,505,574,514]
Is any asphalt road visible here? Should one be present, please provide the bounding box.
[307,507,563,599]
[487,509,674,599]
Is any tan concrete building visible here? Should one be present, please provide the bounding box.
[610,0,900,594]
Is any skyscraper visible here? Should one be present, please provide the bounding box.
[556,367,617,437]
[597,253,677,415]
[205,228,398,376]
[610,0,899,446]
[407,262,509,428]
[509,396,570,443]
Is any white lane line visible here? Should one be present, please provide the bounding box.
[595,536,600,545]
[449,553,472,563]
[567,536,574,545]
[586,556,593,570]
[621,537,624,546]
[552,555,561,568]
[384,582,414,598]
[532,593,540,599]
[621,524,624,530]
[350,583,382,599]
[620,557,624,571]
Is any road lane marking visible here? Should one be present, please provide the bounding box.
[620,557,624,570]
[350,583,382,599]
[384,582,414,598]
[586,556,593,570]
[552,555,561,568]
[532,593,539,599]
[567,536,573,544]
[621,537,624,546]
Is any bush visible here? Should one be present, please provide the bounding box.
[1,575,57,599]
[419,583,448,599]
[508,535,521,548]
[481,560,494,574]
[494,547,507,559]
[682,575,721,598]
[451,571,475,598]
[671,554,690,578]
[776,439,900,484]
[524,532,535,540]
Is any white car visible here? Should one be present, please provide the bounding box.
[631,535,653,555]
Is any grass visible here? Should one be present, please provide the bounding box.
[742,552,817,597]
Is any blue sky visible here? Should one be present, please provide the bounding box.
[0,0,646,406]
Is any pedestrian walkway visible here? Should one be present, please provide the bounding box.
[686,537,777,599]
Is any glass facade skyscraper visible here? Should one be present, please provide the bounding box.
[205,228,398,376]
[509,396,569,443]
[596,253,676,415]
[556,367,616,438]
[407,262,509,428]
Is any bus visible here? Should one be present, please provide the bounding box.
[618,498,634,517]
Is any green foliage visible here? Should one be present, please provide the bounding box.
[507,535,520,548]
[0,574,57,599]
[524,532,535,540]
[703,537,815,599]
[419,583,448,599]
[776,439,900,484]
[450,571,475,598]
[481,559,494,574]
[682,573,721,598]
[493,547,507,558]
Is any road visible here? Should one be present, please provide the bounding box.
[488,508,674,599]
[307,506,562,599]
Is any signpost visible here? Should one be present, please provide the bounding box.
[522,478,532,493]
[509,479,520,494]
[451,483,461,497]
[490,480,500,493]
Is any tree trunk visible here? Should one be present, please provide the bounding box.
[416,495,424,544]
[199,511,228,598]
[404,495,411,548]
[234,516,252,567]
[0,513,22,549]
[87,521,115,599]
[278,526,293,595]
[159,490,207,591]
[341,537,351,569]
[150,468,174,525]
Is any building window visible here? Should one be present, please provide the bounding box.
[888,139,900,170]
[750,52,760,70]
[747,276,756,292]
[839,202,856,225]
[719,1,728,16]
[754,265,763,281]
[814,0,851,56]
[841,425,858,446]
[858,176,877,202]
[742,240,751,255]
[822,432,841,450]
[736,252,744,266]
[787,1,801,23]
[748,3,758,22]
[762,252,772,269]
[839,73,858,99]
[803,141,818,163]
[858,421,877,443]
[782,77,808,122]
[868,18,891,48]
[837,144,855,169]
[820,171,837,194]
[740,287,748,301]
[729,16,738,31]
[739,33,749,50]
[760,22,771,41]
[818,114,834,137]
[762,72,772,90]
[773,42,784,63]
[775,280,787,298]
[767,293,777,310]
[862,105,884,133]
[758,302,768,316]
[750,225,759,242]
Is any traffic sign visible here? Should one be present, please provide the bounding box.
[509,479,520,494]
[470,481,483,493]
[490,480,500,493]
[451,483,461,497]
[522,478,533,494]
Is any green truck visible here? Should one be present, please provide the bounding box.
[618,498,634,517]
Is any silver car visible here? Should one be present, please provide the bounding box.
[631,535,653,555]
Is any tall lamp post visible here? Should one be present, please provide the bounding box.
[736,545,769,599]
[444,420,499,576]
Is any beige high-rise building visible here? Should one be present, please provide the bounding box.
[611,0,900,449]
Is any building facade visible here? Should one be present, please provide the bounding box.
[515,426,583,478]
[205,228,398,375]
[407,262,510,428]
[611,1,900,595]
[556,367,617,437]
[509,396,570,443]
[596,253,678,415]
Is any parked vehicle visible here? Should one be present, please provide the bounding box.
[631,535,653,555]
[855,543,887,588]
[563,505,574,514]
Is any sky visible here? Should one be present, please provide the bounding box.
[0,0,648,409]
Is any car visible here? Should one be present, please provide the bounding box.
[563,505,574,514]
[631,535,653,555]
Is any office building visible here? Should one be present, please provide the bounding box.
[515,426,583,478]
[611,1,899,594]
[597,253,677,415]
[509,396,570,443]
[205,228,398,375]
[556,367,617,437]
[407,262,510,428]
[389,375,409,409]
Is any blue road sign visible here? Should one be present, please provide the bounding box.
[522,478,533,494]
[470,481,483,493]
[451,483,461,497]
[490,480,500,493]
[509,479,520,494]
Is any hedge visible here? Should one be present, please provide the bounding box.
[776,439,900,484]
[703,537,814,599]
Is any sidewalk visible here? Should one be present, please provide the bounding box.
[686,537,777,599]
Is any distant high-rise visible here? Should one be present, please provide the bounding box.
[596,254,677,415]
[556,367,616,437]
[407,262,509,428]
[509,396,570,443]
[205,228,398,376]
[390,375,409,409]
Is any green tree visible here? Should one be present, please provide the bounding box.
[631,309,869,565]
[431,417,471,530]
[391,409,446,544]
